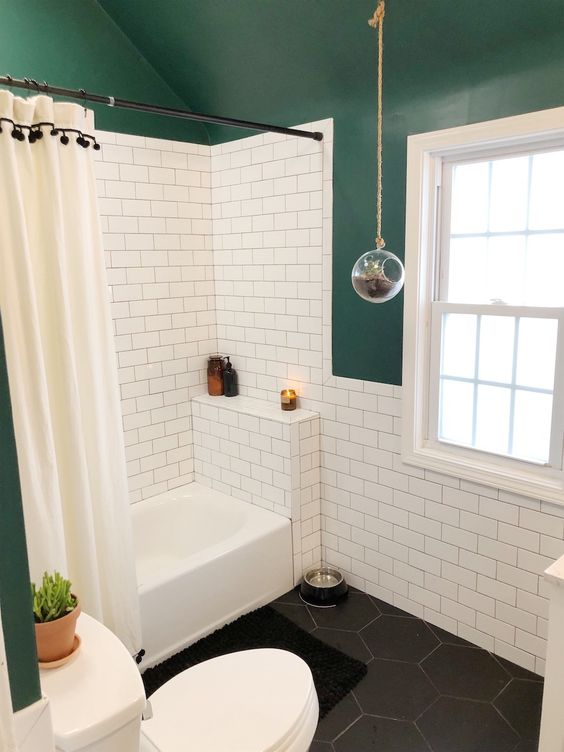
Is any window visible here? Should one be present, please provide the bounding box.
[403,108,564,504]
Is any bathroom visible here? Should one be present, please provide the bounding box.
[2,1,564,751]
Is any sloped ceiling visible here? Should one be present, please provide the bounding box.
[97,0,564,144]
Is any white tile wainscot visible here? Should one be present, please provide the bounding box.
[192,394,321,583]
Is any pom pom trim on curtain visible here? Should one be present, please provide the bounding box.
[0,116,100,148]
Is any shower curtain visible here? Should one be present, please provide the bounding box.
[0,91,141,653]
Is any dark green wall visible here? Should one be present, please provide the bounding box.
[98,0,564,384]
[0,327,41,712]
[0,0,208,143]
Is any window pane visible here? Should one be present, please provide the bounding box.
[529,150,564,231]
[439,379,474,445]
[486,235,526,305]
[512,390,552,463]
[516,318,558,390]
[448,237,487,303]
[489,156,529,232]
[478,315,515,384]
[451,162,489,234]
[475,385,511,455]
[441,313,477,378]
[526,234,564,307]
[445,148,564,306]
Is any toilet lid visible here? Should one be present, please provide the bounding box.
[141,648,317,752]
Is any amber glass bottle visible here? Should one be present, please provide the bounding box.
[207,355,225,396]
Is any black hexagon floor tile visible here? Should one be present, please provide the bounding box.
[422,643,510,701]
[354,658,438,720]
[418,696,519,752]
[361,615,439,662]
[428,623,478,648]
[334,715,429,752]
[369,596,419,618]
[494,679,544,739]
[513,739,541,752]
[309,593,380,631]
[494,655,543,681]
[270,602,316,632]
[273,587,303,606]
[265,589,543,751]
[314,693,362,742]
[312,627,373,663]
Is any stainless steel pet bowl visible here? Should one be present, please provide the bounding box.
[299,567,348,607]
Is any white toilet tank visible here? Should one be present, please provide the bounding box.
[40,613,146,752]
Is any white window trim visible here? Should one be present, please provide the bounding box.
[402,106,564,505]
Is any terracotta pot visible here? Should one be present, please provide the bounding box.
[35,601,81,663]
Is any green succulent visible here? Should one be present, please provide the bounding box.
[31,571,77,623]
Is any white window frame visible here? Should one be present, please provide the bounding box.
[403,106,564,504]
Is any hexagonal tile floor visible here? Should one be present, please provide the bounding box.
[270,588,544,751]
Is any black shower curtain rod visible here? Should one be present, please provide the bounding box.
[0,75,324,141]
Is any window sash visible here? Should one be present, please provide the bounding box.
[429,302,564,470]
[438,143,564,305]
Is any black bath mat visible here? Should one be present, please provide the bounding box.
[141,604,367,718]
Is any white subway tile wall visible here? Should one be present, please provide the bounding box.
[96,120,564,675]
[210,124,330,402]
[95,131,215,502]
[318,379,564,675]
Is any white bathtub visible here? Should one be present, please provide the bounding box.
[132,482,293,668]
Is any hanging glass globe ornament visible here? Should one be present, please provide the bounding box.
[351,247,405,303]
[352,2,404,304]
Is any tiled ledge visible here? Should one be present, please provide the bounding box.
[192,393,318,424]
[544,553,564,587]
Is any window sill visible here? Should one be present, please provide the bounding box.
[402,442,564,506]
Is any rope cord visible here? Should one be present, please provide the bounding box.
[368,1,386,249]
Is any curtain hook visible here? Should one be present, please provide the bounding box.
[79,88,87,116]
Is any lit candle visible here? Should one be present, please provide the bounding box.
[280,388,297,411]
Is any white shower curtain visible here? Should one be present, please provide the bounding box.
[0,91,141,653]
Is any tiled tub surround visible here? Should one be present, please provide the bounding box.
[94,131,214,502]
[93,119,562,675]
[210,120,333,402]
[192,394,321,583]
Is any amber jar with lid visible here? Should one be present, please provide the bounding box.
[207,355,225,396]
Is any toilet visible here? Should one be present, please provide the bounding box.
[40,613,319,752]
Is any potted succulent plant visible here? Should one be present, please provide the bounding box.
[32,571,80,663]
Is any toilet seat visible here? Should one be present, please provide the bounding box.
[141,648,319,752]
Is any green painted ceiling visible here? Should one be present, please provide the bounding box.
[97,0,564,143]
